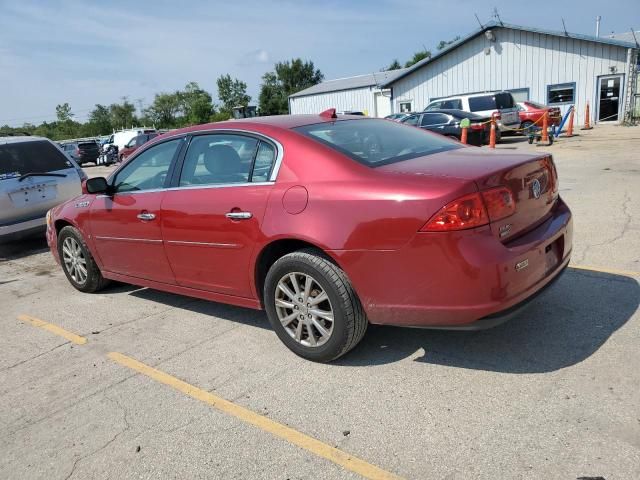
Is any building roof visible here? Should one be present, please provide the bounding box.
[608,30,640,45]
[382,20,638,87]
[289,68,410,99]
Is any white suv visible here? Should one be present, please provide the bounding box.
[424,91,520,133]
[0,135,85,242]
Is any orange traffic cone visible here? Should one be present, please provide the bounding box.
[581,102,593,130]
[541,110,549,143]
[489,115,496,149]
[566,107,575,137]
[461,126,468,145]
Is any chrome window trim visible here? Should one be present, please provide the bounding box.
[107,128,284,186]
[96,181,275,198]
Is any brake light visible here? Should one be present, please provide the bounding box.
[421,192,489,231]
[492,111,501,120]
[470,123,484,131]
[75,148,80,155]
[543,156,559,194]
[481,186,516,221]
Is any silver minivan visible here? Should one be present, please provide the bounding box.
[424,91,520,133]
[1,136,85,242]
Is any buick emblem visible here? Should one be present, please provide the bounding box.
[531,179,541,199]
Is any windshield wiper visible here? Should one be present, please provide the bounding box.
[18,172,67,182]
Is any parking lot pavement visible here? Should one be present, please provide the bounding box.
[1,125,639,479]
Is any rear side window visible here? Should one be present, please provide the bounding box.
[468,95,497,112]
[0,140,73,180]
[294,119,461,167]
[179,134,268,186]
[441,99,462,109]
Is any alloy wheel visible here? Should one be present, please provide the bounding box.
[62,237,88,285]
[274,272,334,347]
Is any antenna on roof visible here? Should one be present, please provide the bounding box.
[561,18,569,36]
[474,13,484,29]
[492,7,504,26]
[631,27,640,47]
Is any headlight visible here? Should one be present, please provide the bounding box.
[46,210,52,228]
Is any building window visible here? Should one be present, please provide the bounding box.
[508,88,530,103]
[398,101,413,113]
[547,83,576,105]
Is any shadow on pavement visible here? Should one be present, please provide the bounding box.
[336,269,639,372]
[0,235,49,262]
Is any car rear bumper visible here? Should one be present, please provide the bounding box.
[332,197,573,328]
[0,216,46,242]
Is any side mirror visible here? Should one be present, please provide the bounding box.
[83,177,110,195]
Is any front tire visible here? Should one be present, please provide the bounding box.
[58,226,109,293]
[264,249,367,362]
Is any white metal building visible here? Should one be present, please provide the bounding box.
[289,69,409,118]
[289,21,639,125]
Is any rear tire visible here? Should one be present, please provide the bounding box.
[521,121,534,135]
[264,249,367,362]
[58,226,109,293]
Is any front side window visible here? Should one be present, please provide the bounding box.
[294,118,461,168]
[421,113,450,126]
[112,138,181,193]
[179,134,274,186]
[402,115,420,126]
[547,83,575,104]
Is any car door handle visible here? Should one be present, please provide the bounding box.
[137,212,156,221]
[225,211,252,220]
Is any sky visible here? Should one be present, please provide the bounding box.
[1,0,639,126]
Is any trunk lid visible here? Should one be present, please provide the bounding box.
[377,147,558,241]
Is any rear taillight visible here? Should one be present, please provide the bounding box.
[492,111,501,120]
[481,186,516,221]
[75,148,80,155]
[543,156,559,194]
[470,123,484,131]
[421,192,489,231]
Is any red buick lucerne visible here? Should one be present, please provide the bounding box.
[47,109,572,362]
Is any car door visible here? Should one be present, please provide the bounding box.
[89,137,183,283]
[161,132,278,298]
[420,113,452,135]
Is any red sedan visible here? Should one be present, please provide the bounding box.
[118,133,158,162]
[46,110,572,362]
[517,101,562,129]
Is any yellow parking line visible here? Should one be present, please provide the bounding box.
[569,265,640,278]
[108,352,405,480]
[17,314,87,345]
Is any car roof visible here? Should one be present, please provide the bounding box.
[156,113,371,139]
[0,135,50,146]
[424,109,485,119]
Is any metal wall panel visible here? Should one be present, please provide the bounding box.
[391,27,630,125]
[289,87,384,116]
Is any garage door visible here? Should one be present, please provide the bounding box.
[375,92,391,118]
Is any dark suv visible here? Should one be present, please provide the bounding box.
[60,141,100,166]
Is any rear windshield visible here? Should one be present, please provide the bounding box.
[0,140,73,180]
[294,119,461,167]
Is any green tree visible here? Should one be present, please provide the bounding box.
[86,104,112,136]
[404,50,431,68]
[216,75,251,115]
[259,59,323,115]
[386,59,402,70]
[109,98,138,129]
[144,92,183,128]
[55,103,73,122]
[181,82,214,126]
[437,36,461,50]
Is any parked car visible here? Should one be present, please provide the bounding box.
[60,141,100,166]
[103,128,157,153]
[118,133,159,162]
[337,111,365,116]
[517,101,562,130]
[424,91,520,133]
[384,113,411,122]
[47,111,572,362]
[1,135,85,242]
[399,109,499,145]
